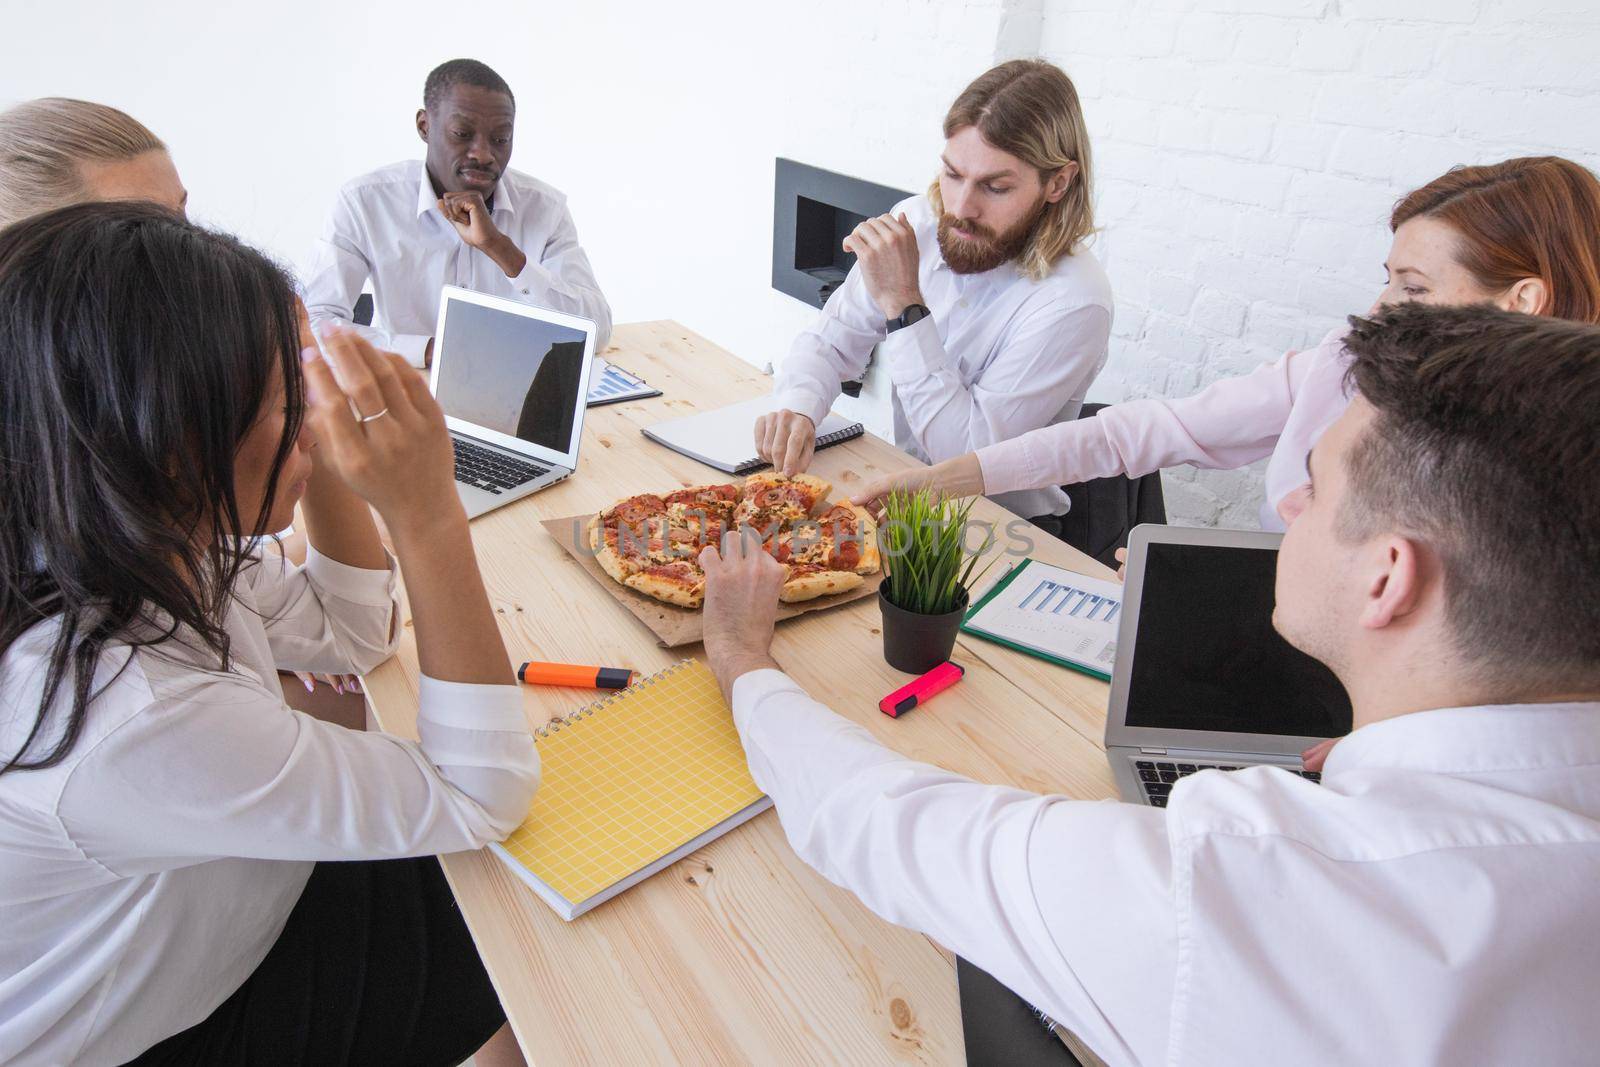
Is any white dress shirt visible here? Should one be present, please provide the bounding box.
[0,547,540,1066]
[732,668,1600,1066]
[304,159,612,365]
[772,194,1112,520]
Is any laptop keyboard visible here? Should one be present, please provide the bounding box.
[1135,760,1320,808]
[452,437,549,494]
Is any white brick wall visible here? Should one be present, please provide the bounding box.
[1033,0,1600,527]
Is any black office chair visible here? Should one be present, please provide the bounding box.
[352,292,375,327]
[1053,403,1167,569]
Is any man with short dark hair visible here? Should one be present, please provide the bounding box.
[701,302,1600,1063]
[306,58,610,368]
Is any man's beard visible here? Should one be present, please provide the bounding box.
[936,195,1047,275]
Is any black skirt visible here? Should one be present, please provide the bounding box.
[123,857,506,1067]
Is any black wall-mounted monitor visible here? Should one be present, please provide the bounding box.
[772,158,913,310]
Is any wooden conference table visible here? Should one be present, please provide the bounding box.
[363,321,1121,1066]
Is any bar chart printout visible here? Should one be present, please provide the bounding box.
[962,559,1123,677]
[586,359,661,405]
[1016,578,1122,622]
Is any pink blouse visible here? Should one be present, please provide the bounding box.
[976,329,1353,531]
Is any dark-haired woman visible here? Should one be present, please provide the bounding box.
[853,156,1600,530]
[0,203,537,1066]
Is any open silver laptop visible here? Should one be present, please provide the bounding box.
[429,286,596,519]
[1105,525,1352,807]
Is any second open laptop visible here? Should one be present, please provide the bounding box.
[429,286,597,519]
[1105,524,1353,807]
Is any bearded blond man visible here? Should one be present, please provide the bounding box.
[756,59,1110,529]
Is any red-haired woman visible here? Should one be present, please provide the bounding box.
[854,156,1600,530]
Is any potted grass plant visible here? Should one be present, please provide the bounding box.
[877,487,996,674]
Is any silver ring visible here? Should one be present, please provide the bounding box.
[359,407,390,424]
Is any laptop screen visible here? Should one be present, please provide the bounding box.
[434,297,588,455]
[1124,542,1351,738]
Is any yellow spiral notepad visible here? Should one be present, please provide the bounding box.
[491,658,771,920]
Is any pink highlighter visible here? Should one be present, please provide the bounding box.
[879,661,966,718]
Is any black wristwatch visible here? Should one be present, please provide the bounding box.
[886,303,931,334]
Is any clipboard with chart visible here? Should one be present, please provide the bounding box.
[586,358,663,406]
[961,558,1123,680]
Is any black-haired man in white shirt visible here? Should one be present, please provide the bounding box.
[704,303,1600,1064]
[305,58,611,368]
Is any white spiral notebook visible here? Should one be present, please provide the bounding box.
[641,395,864,474]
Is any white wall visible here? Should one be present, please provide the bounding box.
[1039,0,1600,526]
[5,1,1599,527]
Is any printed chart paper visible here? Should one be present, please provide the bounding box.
[962,559,1123,678]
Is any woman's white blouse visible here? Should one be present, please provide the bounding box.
[0,547,539,1066]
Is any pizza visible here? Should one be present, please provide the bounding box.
[588,474,878,608]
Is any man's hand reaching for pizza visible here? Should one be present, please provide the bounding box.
[753,409,816,477]
[700,529,786,705]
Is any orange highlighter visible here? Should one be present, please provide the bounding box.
[517,661,635,690]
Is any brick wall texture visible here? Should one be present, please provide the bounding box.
[1027,0,1600,526]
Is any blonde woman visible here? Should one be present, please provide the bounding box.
[0,97,186,226]
[754,59,1113,532]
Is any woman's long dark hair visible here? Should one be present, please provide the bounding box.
[0,202,304,776]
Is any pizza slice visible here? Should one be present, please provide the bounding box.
[622,559,707,609]
[663,483,739,551]
[600,492,669,527]
[776,503,880,575]
[589,512,679,582]
[733,472,833,529]
[821,502,880,575]
[663,483,740,524]
[589,514,639,581]
[778,562,865,603]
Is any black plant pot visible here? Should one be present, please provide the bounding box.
[879,589,969,675]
